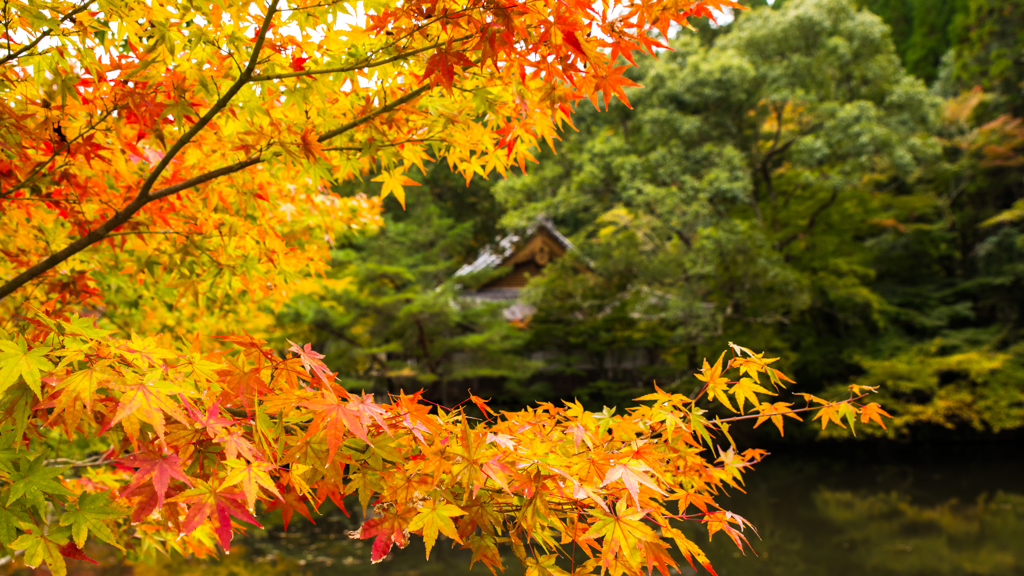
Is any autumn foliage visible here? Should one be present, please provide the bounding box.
[0,0,889,574]
[1,323,888,576]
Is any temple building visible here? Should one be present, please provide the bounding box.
[454,219,578,322]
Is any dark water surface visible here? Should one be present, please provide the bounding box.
[5,442,1022,576]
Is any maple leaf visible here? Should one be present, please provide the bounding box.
[812,403,846,430]
[590,64,642,110]
[464,533,504,575]
[601,462,666,509]
[860,402,891,429]
[354,504,417,562]
[301,387,368,464]
[215,428,261,461]
[422,49,475,94]
[372,169,420,209]
[6,455,72,506]
[58,542,97,566]
[11,527,71,576]
[582,499,658,573]
[287,340,332,385]
[176,481,262,550]
[118,452,192,509]
[695,352,737,413]
[485,432,517,450]
[220,458,282,509]
[752,402,802,436]
[408,500,466,559]
[0,499,31,546]
[59,491,126,551]
[729,378,775,413]
[108,369,190,439]
[183,400,235,437]
[48,364,108,438]
[0,337,54,398]
[262,485,314,531]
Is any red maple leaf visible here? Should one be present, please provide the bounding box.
[178,483,261,550]
[59,543,98,565]
[118,451,192,509]
[301,387,370,464]
[422,49,475,93]
[355,504,416,562]
[287,340,333,386]
[263,484,315,531]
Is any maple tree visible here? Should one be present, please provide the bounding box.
[0,0,891,574]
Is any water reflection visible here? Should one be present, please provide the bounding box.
[3,446,1020,576]
[680,446,1024,576]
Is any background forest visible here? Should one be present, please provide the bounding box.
[277,0,1024,441]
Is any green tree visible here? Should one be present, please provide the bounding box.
[856,0,967,84]
[948,0,1024,115]
[494,0,938,410]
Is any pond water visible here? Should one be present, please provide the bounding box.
[5,442,1022,576]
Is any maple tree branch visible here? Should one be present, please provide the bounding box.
[43,455,114,469]
[146,155,267,201]
[317,84,433,143]
[0,14,434,303]
[251,38,469,82]
[0,1,92,67]
[102,230,194,238]
[138,0,279,202]
[712,393,871,424]
[323,136,443,152]
[0,3,279,302]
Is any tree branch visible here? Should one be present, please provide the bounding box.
[0,7,436,303]
[317,84,432,143]
[0,1,92,67]
[775,185,839,251]
[713,393,871,424]
[251,39,464,82]
[0,1,280,301]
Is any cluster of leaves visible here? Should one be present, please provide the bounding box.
[0,0,749,339]
[0,311,887,575]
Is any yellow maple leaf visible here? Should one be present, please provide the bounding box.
[695,352,737,413]
[408,500,466,559]
[371,169,420,209]
[729,377,775,413]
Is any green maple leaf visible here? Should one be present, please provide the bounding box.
[0,384,35,444]
[7,455,72,513]
[60,491,126,550]
[0,494,32,546]
[10,526,71,576]
[57,314,114,339]
[0,337,54,398]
